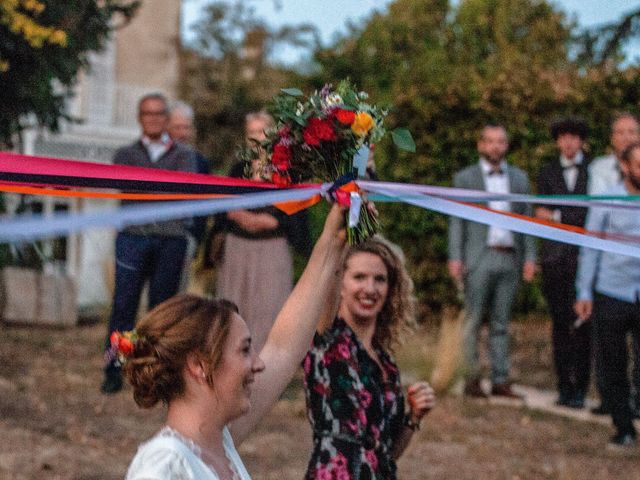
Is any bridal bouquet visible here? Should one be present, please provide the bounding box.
[246,80,415,244]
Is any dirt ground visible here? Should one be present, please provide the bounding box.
[1,317,639,480]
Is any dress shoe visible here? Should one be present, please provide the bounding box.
[491,383,523,399]
[567,397,585,409]
[100,369,123,394]
[590,404,610,415]
[568,392,585,409]
[464,379,489,398]
[607,432,637,452]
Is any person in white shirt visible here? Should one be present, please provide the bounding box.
[535,118,590,409]
[122,204,347,479]
[588,113,639,195]
[448,124,536,399]
[587,112,640,418]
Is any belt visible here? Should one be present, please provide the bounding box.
[489,246,515,253]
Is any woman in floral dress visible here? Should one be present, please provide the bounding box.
[303,236,436,479]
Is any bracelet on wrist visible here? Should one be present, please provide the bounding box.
[403,415,421,431]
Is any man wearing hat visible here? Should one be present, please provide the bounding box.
[535,118,590,408]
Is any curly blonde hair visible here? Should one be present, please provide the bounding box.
[341,235,416,351]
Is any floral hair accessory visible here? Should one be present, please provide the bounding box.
[242,79,415,244]
[107,330,139,366]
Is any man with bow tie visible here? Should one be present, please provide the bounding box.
[535,118,590,409]
[448,124,537,399]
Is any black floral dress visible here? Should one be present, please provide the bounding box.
[302,318,405,480]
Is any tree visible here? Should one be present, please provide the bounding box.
[574,6,640,67]
[312,0,582,314]
[0,0,139,147]
[180,0,318,173]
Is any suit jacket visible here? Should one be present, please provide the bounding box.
[448,162,537,273]
[536,157,589,266]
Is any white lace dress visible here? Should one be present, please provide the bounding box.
[125,426,251,480]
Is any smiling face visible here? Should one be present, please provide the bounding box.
[612,116,640,158]
[211,313,265,420]
[556,132,584,161]
[138,97,169,140]
[340,252,389,325]
[478,126,508,165]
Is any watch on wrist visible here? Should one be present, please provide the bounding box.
[403,415,420,431]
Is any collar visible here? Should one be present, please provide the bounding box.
[480,158,507,175]
[141,132,172,147]
[560,151,583,168]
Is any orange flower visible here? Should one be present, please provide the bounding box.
[351,112,374,136]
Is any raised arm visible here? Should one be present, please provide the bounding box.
[230,204,346,443]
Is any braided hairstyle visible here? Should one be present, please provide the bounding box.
[124,294,239,408]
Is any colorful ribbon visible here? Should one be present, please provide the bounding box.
[366,185,640,259]
[3,151,640,259]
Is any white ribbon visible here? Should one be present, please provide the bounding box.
[358,180,640,210]
[352,146,370,178]
[349,192,362,227]
[5,179,640,259]
[366,184,640,259]
[0,186,325,243]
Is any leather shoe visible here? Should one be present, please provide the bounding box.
[491,383,523,399]
[607,432,636,452]
[590,404,610,415]
[464,379,488,398]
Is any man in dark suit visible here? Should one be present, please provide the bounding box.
[448,124,537,398]
[536,118,590,408]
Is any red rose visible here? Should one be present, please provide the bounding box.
[334,108,356,125]
[303,117,337,146]
[110,331,121,349]
[278,125,291,138]
[119,336,135,356]
[272,171,291,187]
[272,143,292,170]
[333,189,351,206]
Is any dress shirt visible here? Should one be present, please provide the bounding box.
[480,158,514,248]
[560,151,583,192]
[142,133,172,162]
[588,153,621,195]
[576,183,640,303]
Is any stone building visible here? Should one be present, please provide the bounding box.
[18,0,183,311]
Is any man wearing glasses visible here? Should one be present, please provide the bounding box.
[101,93,197,394]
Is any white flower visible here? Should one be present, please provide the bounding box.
[324,93,343,107]
[295,102,305,116]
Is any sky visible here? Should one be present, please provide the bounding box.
[181,0,640,64]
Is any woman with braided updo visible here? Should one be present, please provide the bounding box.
[123,204,346,480]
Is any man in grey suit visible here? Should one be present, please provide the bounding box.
[448,124,537,398]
